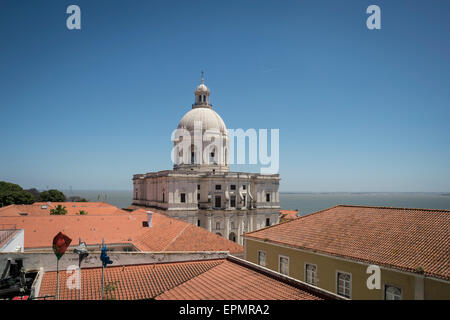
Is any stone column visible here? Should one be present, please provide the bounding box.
[248,213,254,233]
[237,214,244,245]
[206,213,212,232]
[224,215,230,240]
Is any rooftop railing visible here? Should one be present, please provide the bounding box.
[0,228,18,246]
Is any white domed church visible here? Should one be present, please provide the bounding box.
[133,76,280,245]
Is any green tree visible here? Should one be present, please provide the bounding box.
[39,189,66,202]
[50,205,67,215]
[0,181,36,206]
[1,191,35,206]
[25,188,41,201]
[68,196,89,202]
[79,210,88,215]
[0,181,23,193]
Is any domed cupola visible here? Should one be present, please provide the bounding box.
[173,73,230,173]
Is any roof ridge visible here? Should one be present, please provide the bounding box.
[244,205,342,237]
[161,223,190,251]
[0,205,14,211]
[151,259,226,299]
[245,204,450,238]
[335,204,450,212]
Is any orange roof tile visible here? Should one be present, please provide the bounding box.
[0,204,243,254]
[38,259,223,300]
[0,202,125,217]
[0,213,145,248]
[279,209,299,221]
[155,260,322,300]
[132,209,244,254]
[38,258,326,300]
[245,205,450,280]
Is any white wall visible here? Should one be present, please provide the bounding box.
[0,229,24,253]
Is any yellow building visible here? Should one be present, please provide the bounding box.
[243,205,450,300]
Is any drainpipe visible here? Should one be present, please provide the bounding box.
[414,273,425,300]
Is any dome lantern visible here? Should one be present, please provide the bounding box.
[193,71,211,108]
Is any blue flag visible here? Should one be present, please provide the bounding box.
[100,245,113,267]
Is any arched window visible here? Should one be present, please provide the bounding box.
[385,285,402,300]
[190,145,196,164]
[210,147,216,164]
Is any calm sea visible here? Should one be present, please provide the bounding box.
[64,190,450,215]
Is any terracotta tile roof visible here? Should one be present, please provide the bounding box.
[279,210,299,221]
[38,258,325,300]
[155,260,322,300]
[0,202,125,217]
[38,259,223,300]
[0,213,145,249]
[245,205,450,280]
[0,204,243,254]
[132,209,244,254]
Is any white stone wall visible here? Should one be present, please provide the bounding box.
[133,171,280,245]
[0,229,24,253]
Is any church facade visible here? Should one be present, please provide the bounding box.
[132,77,280,245]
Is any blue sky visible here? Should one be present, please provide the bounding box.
[0,0,449,192]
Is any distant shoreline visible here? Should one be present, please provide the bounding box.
[280,192,450,195]
[54,190,450,214]
[59,190,450,195]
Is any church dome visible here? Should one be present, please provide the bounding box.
[177,107,227,134]
[173,74,230,173]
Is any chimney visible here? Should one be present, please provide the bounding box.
[146,211,153,228]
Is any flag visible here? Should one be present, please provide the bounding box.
[52,232,72,260]
[74,241,89,265]
[100,244,113,267]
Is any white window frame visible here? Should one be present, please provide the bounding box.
[257,250,267,267]
[278,255,290,276]
[304,263,318,286]
[336,270,352,299]
[384,283,402,300]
